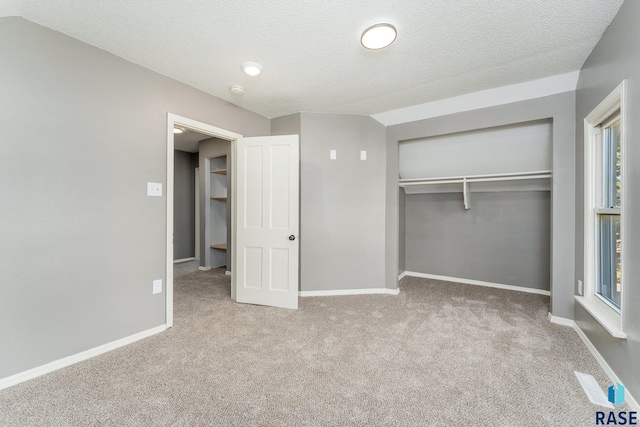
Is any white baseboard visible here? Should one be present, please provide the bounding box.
[547,313,639,411]
[299,288,400,297]
[0,324,166,391]
[173,257,196,264]
[547,312,577,328]
[398,271,407,281]
[403,271,551,296]
[198,266,211,271]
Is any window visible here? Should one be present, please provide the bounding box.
[595,113,621,309]
[576,81,626,339]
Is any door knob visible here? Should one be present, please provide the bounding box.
[289,235,296,241]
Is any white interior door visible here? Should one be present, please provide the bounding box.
[235,135,299,309]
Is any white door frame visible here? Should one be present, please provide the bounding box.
[166,113,242,327]
[194,167,200,261]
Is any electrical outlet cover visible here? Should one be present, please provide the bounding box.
[147,182,162,197]
[153,279,162,294]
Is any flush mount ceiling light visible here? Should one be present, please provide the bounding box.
[173,127,184,134]
[242,61,262,76]
[361,22,397,50]
[230,85,245,94]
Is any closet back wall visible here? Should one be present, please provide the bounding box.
[404,191,550,290]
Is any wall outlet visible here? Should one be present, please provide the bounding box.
[147,182,162,197]
[360,150,367,160]
[330,149,336,160]
[153,279,163,294]
[577,279,583,296]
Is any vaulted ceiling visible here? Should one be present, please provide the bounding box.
[1,0,625,118]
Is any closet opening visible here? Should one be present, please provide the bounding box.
[398,119,553,296]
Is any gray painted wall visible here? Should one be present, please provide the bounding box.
[299,113,387,291]
[399,120,552,179]
[574,0,640,401]
[0,17,269,379]
[386,92,575,318]
[404,192,550,290]
[385,118,401,289]
[173,150,198,260]
[271,113,301,136]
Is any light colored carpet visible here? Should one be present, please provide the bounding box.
[0,270,620,426]
[173,260,199,277]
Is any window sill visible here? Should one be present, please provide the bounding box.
[574,295,627,339]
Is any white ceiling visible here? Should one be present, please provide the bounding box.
[3,0,624,119]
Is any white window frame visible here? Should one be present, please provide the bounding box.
[575,81,627,339]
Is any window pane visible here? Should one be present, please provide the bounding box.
[597,214,621,309]
[602,122,621,208]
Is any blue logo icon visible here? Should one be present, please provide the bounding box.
[608,382,625,407]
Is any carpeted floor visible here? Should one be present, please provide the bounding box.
[173,260,199,277]
[0,270,620,426]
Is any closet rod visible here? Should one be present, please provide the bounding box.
[399,170,552,184]
[400,174,551,187]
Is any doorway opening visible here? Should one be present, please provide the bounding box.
[166,114,242,327]
[173,127,206,274]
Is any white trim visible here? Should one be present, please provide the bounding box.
[198,266,212,271]
[173,257,196,264]
[167,114,243,327]
[371,71,580,126]
[399,170,552,184]
[582,81,626,339]
[299,288,400,297]
[0,325,166,391]
[230,135,238,302]
[398,271,407,281]
[574,296,626,339]
[166,117,175,328]
[404,271,551,296]
[547,312,577,328]
[195,167,200,261]
[594,207,621,215]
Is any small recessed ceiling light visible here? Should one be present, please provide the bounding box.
[242,61,262,76]
[361,22,397,50]
[230,85,245,94]
[173,128,183,134]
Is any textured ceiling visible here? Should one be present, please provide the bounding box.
[6,0,625,119]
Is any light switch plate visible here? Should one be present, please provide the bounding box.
[360,150,367,160]
[153,279,163,294]
[330,149,336,160]
[147,182,162,197]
